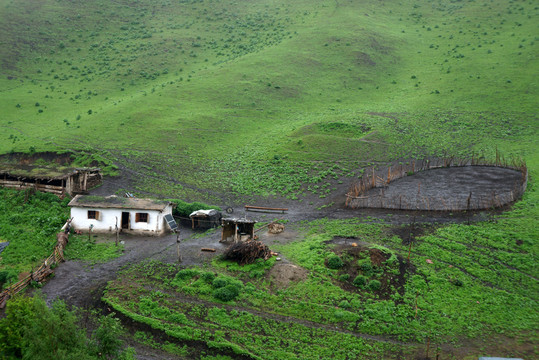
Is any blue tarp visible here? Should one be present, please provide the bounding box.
[0,242,9,254]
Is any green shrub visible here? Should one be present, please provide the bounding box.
[338,300,351,309]
[212,277,229,289]
[0,270,17,287]
[213,285,240,302]
[353,275,367,287]
[201,272,216,283]
[359,262,372,274]
[174,268,200,281]
[339,274,350,281]
[90,313,125,358]
[368,280,381,291]
[327,254,344,269]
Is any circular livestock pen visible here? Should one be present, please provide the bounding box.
[346,157,527,211]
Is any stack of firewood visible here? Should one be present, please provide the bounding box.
[224,240,272,265]
[268,222,285,234]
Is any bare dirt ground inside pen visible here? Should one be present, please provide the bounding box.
[360,166,523,210]
[38,168,525,359]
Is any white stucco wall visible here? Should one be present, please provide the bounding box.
[70,204,173,236]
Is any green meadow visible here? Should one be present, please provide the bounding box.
[0,0,537,358]
[1,0,537,199]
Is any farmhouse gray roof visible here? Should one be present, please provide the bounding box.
[68,195,172,211]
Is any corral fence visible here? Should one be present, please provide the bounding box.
[0,223,70,308]
[345,154,528,211]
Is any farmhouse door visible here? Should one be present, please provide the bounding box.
[121,212,130,230]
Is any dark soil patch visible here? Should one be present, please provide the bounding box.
[389,222,437,245]
[0,151,75,166]
[326,237,415,300]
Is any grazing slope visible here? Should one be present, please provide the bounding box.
[0,1,537,359]
[0,0,537,200]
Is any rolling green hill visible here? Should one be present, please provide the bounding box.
[0,1,538,358]
[0,0,537,201]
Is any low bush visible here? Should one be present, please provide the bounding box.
[201,272,216,283]
[167,199,221,218]
[359,262,372,274]
[174,268,200,281]
[213,285,240,302]
[212,277,229,289]
[368,280,381,291]
[353,275,367,287]
[327,254,344,269]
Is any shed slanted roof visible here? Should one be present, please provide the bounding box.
[190,209,220,218]
[0,165,100,180]
[68,195,172,211]
[222,217,257,224]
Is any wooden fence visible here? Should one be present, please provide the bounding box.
[345,155,528,211]
[0,224,70,308]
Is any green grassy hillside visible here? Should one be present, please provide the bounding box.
[0,1,537,358]
[0,0,537,201]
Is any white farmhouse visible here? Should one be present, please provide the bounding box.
[68,195,174,236]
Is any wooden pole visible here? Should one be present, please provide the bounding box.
[115,217,119,246]
[176,230,182,263]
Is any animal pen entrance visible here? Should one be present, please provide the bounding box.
[221,218,256,242]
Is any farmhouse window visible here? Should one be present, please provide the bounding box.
[87,210,100,220]
[135,213,149,223]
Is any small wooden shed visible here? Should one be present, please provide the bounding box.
[0,166,101,197]
[221,218,256,243]
[189,209,222,229]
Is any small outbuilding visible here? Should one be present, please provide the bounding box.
[68,195,174,236]
[221,218,256,243]
[0,166,101,197]
[189,209,222,229]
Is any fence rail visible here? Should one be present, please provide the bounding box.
[0,224,69,308]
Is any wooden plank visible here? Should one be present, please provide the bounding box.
[245,205,288,213]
